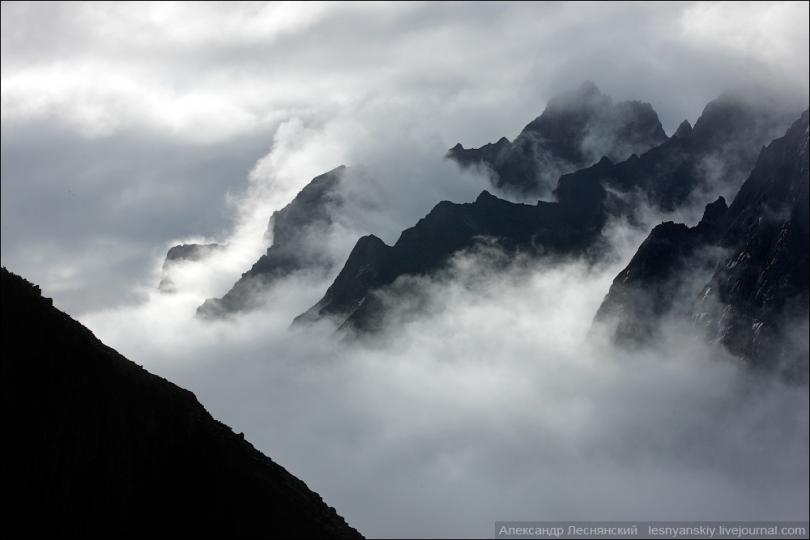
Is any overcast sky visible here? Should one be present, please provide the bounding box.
[2,1,809,314]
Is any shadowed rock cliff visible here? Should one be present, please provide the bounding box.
[448,81,668,196]
[298,93,797,334]
[0,267,362,539]
[596,110,809,378]
[198,166,347,318]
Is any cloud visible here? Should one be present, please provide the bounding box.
[3,2,808,141]
[3,2,809,313]
[80,219,809,537]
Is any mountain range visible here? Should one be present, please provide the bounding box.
[595,110,809,379]
[175,85,806,375]
[447,81,668,196]
[188,85,797,331]
[292,89,801,337]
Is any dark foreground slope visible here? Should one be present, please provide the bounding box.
[0,268,361,539]
[596,110,809,377]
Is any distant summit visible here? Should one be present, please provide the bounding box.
[447,82,667,196]
[159,242,222,292]
[298,92,800,335]
[198,166,348,318]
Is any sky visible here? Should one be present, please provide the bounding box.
[2,2,809,538]
[2,1,809,313]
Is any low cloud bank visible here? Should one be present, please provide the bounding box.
[83,215,809,538]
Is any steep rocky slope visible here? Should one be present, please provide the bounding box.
[448,81,667,196]
[553,90,795,211]
[297,94,797,333]
[0,267,362,538]
[693,110,809,374]
[596,110,809,377]
[198,165,347,317]
[593,196,728,344]
[294,189,604,329]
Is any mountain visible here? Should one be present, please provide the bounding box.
[0,267,362,538]
[553,90,797,212]
[693,110,809,375]
[297,93,798,333]
[159,242,222,292]
[593,196,728,344]
[447,81,667,196]
[596,110,809,378]
[198,166,347,318]
[293,189,604,330]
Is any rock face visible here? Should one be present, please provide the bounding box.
[596,110,809,378]
[594,197,729,344]
[165,242,223,263]
[159,242,222,292]
[298,94,797,334]
[198,166,347,317]
[0,267,362,538]
[693,110,809,375]
[553,90,796,212]
[448,81,667,196]
[294,189,605,330]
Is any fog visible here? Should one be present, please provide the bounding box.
[3,2,809,537]
[81,215,809,538]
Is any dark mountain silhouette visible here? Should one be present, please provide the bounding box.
[0,267,362,538]
[593,197,729,344]
[553,90,797,212]
[294,189,604,329]
[297,93,797,333]
[159,242,222,292]
[693,109,809,375]
[596,110,809,378]
[165,242,223,262]
[448,81,668,196]
[198,166,347,318]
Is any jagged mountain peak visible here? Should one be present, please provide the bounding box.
[301,98,802,339]
[447,82,667,196]
[673,119,693,138]
[698,195,728,226]
[475,189,498,203]
[690,89,798,149]
[596,109,809,378]
[198,166,349,318]
[531,80,611,122]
